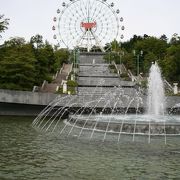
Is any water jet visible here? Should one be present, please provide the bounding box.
[33,57,180,144]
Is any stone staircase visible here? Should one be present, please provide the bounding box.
[40,64,72,93]
[77,53,136,98]
[79,53,106,65]
[78,86,137,97]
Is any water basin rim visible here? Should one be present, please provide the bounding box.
[69,114,180,124]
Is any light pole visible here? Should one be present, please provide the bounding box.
[119,52,121,65]
[119,51,124,65]
[73,48,76,73]
[108,45,112,64]
[74,48,80,73]
[133,50,143,76]
[118,51,124,74]
[76,48,80,72]
[109,51,111,64]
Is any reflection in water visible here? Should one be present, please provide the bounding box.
[0,116,180,180]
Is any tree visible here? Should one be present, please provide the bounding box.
[33,47,51,84]
[121,35,143,53]
[169,33,180,46]
[30,34,43,49]
[0,43,36,90]
[143,52,157,73]
[30,35,55,84]
[44,41,56,73]
[122,52,136,74]
[54,48,69,68]
[161,45,180,82]
[111,39,119,52]
[143,34,149,39]
[0,14,9,38]
[160,34,168,42]
[4,37,26,47]
[135,36,168,60]
[1,37,26,61]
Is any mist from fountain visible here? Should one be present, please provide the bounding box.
[147,62,166,116]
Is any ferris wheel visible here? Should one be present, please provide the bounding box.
[52,0,125,52]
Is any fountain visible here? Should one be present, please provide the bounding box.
[32,61,180,144]
[147,62,165,116]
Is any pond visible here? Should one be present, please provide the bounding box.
[0,116,180,180]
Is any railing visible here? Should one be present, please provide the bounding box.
[41,80,47,90]
[127,69,137,82]
[164,79,173,92]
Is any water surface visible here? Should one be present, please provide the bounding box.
[0,116,180,180]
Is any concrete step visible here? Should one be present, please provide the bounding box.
[41,83,58,93]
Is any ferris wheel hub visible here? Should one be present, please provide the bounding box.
[81,22,96,31]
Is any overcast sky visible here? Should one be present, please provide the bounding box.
[1,0,180,45]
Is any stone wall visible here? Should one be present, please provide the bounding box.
[0,89,180,116]
[0,89,59,105]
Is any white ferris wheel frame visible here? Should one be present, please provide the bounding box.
[53,0,124,52]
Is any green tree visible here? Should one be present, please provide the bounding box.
[34,47,51,84]
[122,35,143,53]
[4,37,26,47]
[160,34,168,42]
[161,45,180,82]
[54,48,69,69]
[122,52,136,74]
[143,52,157,73]
[169,33,180,46]
[111,39,119,52]
[0,41,36,90]
[0,14,9,38]
[44,41,56,73]
[30,34,43,49]
[135,36,168,60]
[30,35,55,84]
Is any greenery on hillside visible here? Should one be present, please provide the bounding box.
[0,36,69,90]
[0,15,69,90]
[0,14,179,91]
[104,35,180,83]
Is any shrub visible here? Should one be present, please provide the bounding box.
[109,64,115,69]
[45,75,53,83]
[67,80,78,87]
[120,73,129,78]
[140,80,148,88]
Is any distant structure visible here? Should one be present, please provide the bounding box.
[52,0,125,52]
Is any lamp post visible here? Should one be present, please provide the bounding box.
[119,51,124,65]
[73,48,80,73]
[108,45,112,64]
[73,49,76,73]
[76,48,80,72]
[109,51,111,64]
[133,50,143,76]
[119,52,121,65]
[118,51,124,74]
